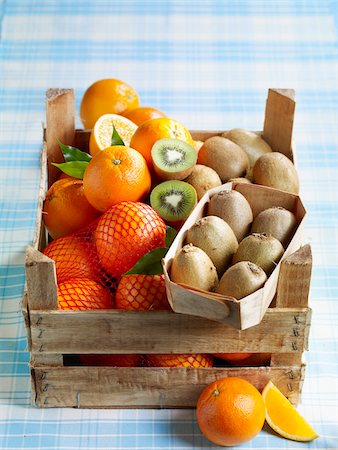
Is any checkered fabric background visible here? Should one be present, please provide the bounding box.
[0,0,337,448]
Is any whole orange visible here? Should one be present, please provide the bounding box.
[58,278,114,310]
[130,118,194,168]
[80,79,140,129]
[43,234,102,283]
[83,146,151,212]
[196,377,266,446]
[79,354,141,367]
[94,201,166,278]
[43,178,101,239]
[215,353,271,366]
[124,106,166,126]
[115,274,170,310]
[145,354,213,368]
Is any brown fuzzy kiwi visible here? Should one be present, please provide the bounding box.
[197,136,249,182]
[228,177,252,184]
[171,244,219,291]
[207,190,253,242]
[186,216,238,275]
[216,261,267,299]
[184,164,222,200]
[223,128,272,179]
[232,233,284,275]
[253,152,299,194]
[251,206,297,247]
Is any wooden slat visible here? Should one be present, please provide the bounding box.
[29,307,311,354]
[46,88,75,186]
[32,365,305,408]
[263,88,296,159]
[276,244,312,308]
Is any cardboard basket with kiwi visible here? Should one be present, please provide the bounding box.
[162,181,306,330]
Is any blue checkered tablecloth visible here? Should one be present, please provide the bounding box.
[1,1,337,448]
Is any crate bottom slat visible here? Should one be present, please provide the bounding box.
[31,365,305,408]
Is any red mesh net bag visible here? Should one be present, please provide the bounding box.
[144,354,214,368]
[43,201,169,311]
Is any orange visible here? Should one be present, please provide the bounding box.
[94,201,166,278]
[130,118,194,168]
[214,353,271,366]
[145,354,213,368]
[43,234,102,283]
[79,354,141,367]
[58,278,114,310]
[262,381,319,442]
[80,78,140,129]
[124,106,166,126]
[43,178,101,239]
[89,113,138,157]
[196,377,266,446]
[116,274,170,310]
[83,146,151,212]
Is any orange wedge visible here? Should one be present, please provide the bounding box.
[262,381,319,442]
[89,113,138,156]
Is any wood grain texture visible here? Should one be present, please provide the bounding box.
[46,88,75,186]
[31,364,305,408]
[29,307,311,354]
[276,244,312,308]
[263,88,296,159]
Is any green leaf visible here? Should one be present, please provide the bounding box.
[57,138,92,162]
[52,161,89,179]
[165,226,177,248]
[126,247,168,275]
[111,124,125,146]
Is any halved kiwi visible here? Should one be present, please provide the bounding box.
[150,180,197,223]
[151,138,197,180]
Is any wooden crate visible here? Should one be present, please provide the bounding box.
[22,88,312,408]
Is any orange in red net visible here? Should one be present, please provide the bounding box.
[116,274,171,311]
[94,201,166,278]
[144,354,214,368]
[58,278,114,310]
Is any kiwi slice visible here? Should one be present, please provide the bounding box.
[151,138,197,180]
[150,180,197,222]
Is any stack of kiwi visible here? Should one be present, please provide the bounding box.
[170,189,298,300]
[149,129,299,229]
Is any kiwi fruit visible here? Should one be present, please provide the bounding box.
[223,128,272,179]
[207,190,253,242]
[251,206,297,247]
[151,138,197,181]
[184,164,222,200]
[233,233,284,275]
[171,243,219,292]
[216,261,267,299]
[193,140,204,153]
[186,216,238,275]
[253,152,299,194]
[198,136,249,182]
[150,180,197,223]
[228,177,252,184]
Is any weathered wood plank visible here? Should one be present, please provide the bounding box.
[32,365,305,408]
[29,308,311,354]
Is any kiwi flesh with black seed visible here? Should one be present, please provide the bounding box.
[253,152,299,194]
[186,216,238,275]
[150,180,197,223]
[232,233,284,275]
[207,190,253,242]
[184,164,222,200]
[151,138,197,181]
[171,243,219,292]
[216,261,267,299]
[251,206,297,247]
[198,136,249,182]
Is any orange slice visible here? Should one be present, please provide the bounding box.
[262,381,319,442]
[89,113,138,156]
